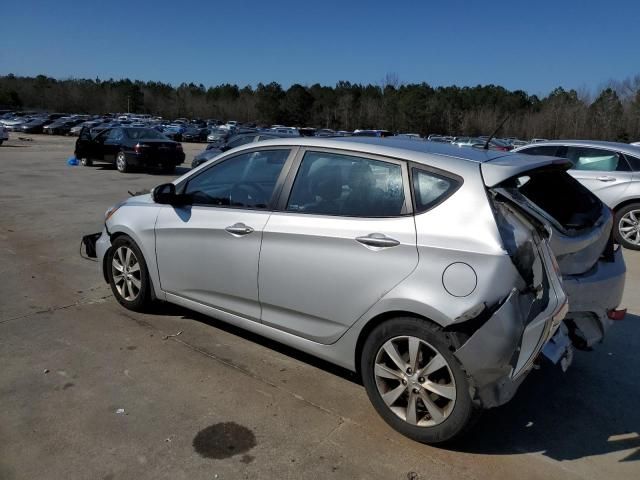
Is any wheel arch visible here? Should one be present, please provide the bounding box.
[354,310,447,378]
[612,197,640,213]
[106,229,159,301]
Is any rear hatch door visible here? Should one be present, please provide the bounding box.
[482,154,612,276]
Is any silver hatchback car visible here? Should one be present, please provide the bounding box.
[514,140,640,250]
[94,138,625,443]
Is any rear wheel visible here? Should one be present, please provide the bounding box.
[116,151,130,173]
[107,236,152,312]
[361,317,477,444]
[614,203,640,250]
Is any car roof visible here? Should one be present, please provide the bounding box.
[207,136,571,186]
[517,139,640,156]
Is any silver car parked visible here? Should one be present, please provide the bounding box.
[514,140,640,250]
[94,138,625,443]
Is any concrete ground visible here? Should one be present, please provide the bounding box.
[1,134,639,480]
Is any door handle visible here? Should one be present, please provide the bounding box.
[356,233,400,249]
[596,176,616,182]
[225,223,254,236]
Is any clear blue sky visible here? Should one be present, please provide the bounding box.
[1,0,638,96]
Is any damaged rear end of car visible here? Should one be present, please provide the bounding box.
[484,155,626,352]
[448,177,568,408]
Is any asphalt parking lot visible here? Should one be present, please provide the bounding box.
[1,134,639,480]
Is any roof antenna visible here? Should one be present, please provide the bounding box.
[483,115,510,150]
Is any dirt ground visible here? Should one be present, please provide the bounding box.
[1,134,639,480]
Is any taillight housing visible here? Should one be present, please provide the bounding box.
[175,143,183,150]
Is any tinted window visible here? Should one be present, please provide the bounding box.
[519,145,559,156]
[624,153,640,171]
[125,128,166,140]
[107,128,123,141]
[412,168,460,213]
[185,149,289,209]
[566,147,629,172]
[286,151,405,217]
[227,135,257,148]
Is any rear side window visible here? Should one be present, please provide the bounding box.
[566,147,630,172]
[624,153,640,171]
[411,168,460,213]
[519,145,559,156]
[286,151,405,217]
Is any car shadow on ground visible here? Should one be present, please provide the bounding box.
[453,312,640,462]
[153,301,639,462]
[153,302,360,385]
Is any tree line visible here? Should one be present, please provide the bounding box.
[1,73,639,141]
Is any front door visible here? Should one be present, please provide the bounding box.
[258,149,418,344]
[154,148,292,320]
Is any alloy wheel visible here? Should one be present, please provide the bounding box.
[111,246,141,301]
[374,336,456,427]
[116,153,127,172]
[619,209,640,246]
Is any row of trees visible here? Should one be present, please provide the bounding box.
[1,73,639,141]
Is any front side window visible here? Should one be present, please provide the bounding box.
[286,151,405,217]
[566,147,629,172]
[412,168,460,213]
[184,149,290,209]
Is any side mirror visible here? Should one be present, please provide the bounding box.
[152,183,192,206]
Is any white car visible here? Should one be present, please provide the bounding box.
[0,126,9,145]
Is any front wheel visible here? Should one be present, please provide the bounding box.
[107,236,152,312]
[614,203,640,250]
[116,151,130,173]
[361,317,477,444]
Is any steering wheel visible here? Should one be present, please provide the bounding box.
[229,182,267,207]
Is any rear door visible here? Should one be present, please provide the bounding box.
[103,128,124,163]
[563,146,634,208]
[258,149,418,344]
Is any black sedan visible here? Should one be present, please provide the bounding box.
[181,126,209,143]
[19,118,54,134]
[75,127,185,173]
[43,118,83,135]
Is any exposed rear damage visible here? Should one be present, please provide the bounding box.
[452,192,568,408]
[451,158,626,409]
[491,165,626,349]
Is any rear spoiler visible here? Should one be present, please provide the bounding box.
[481,155,573,187]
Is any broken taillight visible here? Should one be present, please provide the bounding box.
[607,308,627,320]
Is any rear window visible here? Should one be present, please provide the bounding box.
[505,169,602,231]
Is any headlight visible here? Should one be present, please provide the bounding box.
[105,201,126,222]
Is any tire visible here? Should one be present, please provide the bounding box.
[80,157,93,167]
[116,151,130,173]
[614,203,640,250]
[107,236,152,312]
[360,317,478,444]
